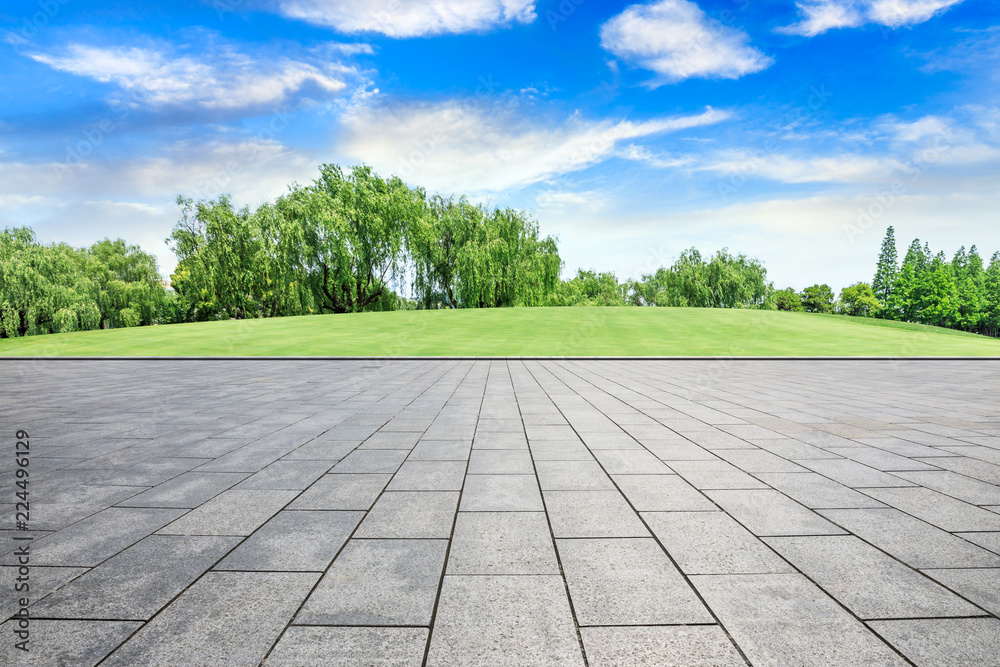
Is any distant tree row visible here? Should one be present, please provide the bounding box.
[0,227,163,338]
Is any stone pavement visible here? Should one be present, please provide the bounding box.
[2,359,1000,666]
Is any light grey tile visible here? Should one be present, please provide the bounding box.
[612,474,715,512]
[891,470,1000,505]
[236,461,328,490]
[544,490,648,538]
[426,575,584,666]
[581,626,745,667]
[116,472,247,509]
[296,539,447,626]
[862,486,1000,532]
[158,489,296,536]
[753,472,886,509]
[332,449,409,474]
[592,449,672,474]
[535,460,613,490]
[265,626,427,666]
[216,510,362,571]
[288,474,390,510]
[355,492,459,539]
[705,489,846,536]
[448,512,558,575]
[388,461,465,491]
[921,568,1000,616]
[868,618,1000,667]
[0,619,140,667]
[467,449,534,474]
[460,475,543,512]
[407,440,471,461]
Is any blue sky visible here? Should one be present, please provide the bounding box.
[2,0,998,291]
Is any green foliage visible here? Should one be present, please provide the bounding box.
[636,248,772,309]
[772,287,804,312]
[838,282,881,317]
[547,270,631,306]
[872,226,898,311]
[800,284,835,313]
[0,226,165,338]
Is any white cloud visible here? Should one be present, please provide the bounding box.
[27,41,355,111]
[272,0,536,37]
[338,96,729,193]
[777,0,963,36]
[619,144,696,169]
[599,0,772,83]
[705,152,902,183]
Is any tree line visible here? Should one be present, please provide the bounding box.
[3,164,998,338]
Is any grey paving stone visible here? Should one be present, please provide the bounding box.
[529,440,594,460]
[472,431,529,449]
[861,486,1000,532]
[407,440,471,460]
[467,449,534,474]
[754,472,887,509]
[0,619,141,667]
[714,448,809,473]
[591,449,672,474]
[359,432,422,450]
[824,447,939,471]
[797,458,914,488]
[557,538,712,625]
[332,449,410,474]
[892,470,1000,505]
[705,489,846,536]
[265,626,428,666]
[917,454,1000,485]
[448,511,558,575]
[764,535,981,619]
[748,438,832,460]
[282,439,358,461]
[922,568,1000,616]
[236,460,329,490]
[460,474,543,511]
[694,573,908,667]
[31,484,149,530]
[388,460,466,491]
[93,457,212,487]
[957,531,1000,554]
[544,490,649,538]
[578,432,641,449]
[868,618,1000,667]
[15,507,184,567]
[354,491,459,539]
[667,460,769,490]
[820,508,1000,568]
[101,571,317,667]
[640,439,719,460]
[426,575,584,666]
[535,460,614,490]
[31,535,238,619]
[216,510,362,571]
[0,565,87,615]
[158,489,296,536]
[288,473,390,510]
[644,511,793,575]
[296,539,447,626]
[196,444,288,473]
[612,474,715,511]
[581,625,745,667]
[116,472,247,508]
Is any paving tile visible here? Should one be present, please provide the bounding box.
[31,535,238,619]
[868,618,1000,667]
[693,573,909,666]
[388,460,466,491]
[216,510,362,571]
[101,571,318,667]
[797,459,914,488]
[591,448,672,474]
[578,433,641,449]
[862,486,1000,532]
[957,531,1000,554]
[407,440,471,461]
[544,490,649,538]
[529,440,594,460]
[558,538,711,625]
[714,448,808,473]
[158,489,296,536]
[288,473,390,510]
[892,470,1000,505]
[705,489,846,536]
[612,474,716,511]
[116,472,247,508]
[667,460,769,490]
[282,439,358,461]
[921,568,1000,616]
[580,626,745,667]
[0,565,87,614]
[332,449,410,474]
[820,508,1000,568]
[460,474,543,511]
[265,626,428,666]
[296,539,447,626]
[824,447,939,471]
[13,507,184,567]
[354,491,459,539]
[94,457,212,487]
[359,432,422,450]
[640,440,719,460]
[467,449,534,474]
[31,484,149,530]
[0,619,141,666]
[753,472,886,509]
[535,460,614,490]
[644,511,793,575]
[917,455,1000,485]
[426,575,584,666]
[472,431,529,449]
[448,511,558,575]
[196,444,287,473]
[764,535,981,619]
[235,460,329,490]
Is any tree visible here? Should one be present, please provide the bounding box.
[771,287,804,311]
[872,226,897,310]
[800,284,835,313]
[839,282,881,317]
[635,248,772,308]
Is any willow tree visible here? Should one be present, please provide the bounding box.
[279,164,423,313]
[409,195,481,309]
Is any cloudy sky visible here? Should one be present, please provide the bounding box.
[2,0,998,291]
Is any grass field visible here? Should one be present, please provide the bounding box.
[1,308,998,357]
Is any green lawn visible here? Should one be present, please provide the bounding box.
[1,308,998,357]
